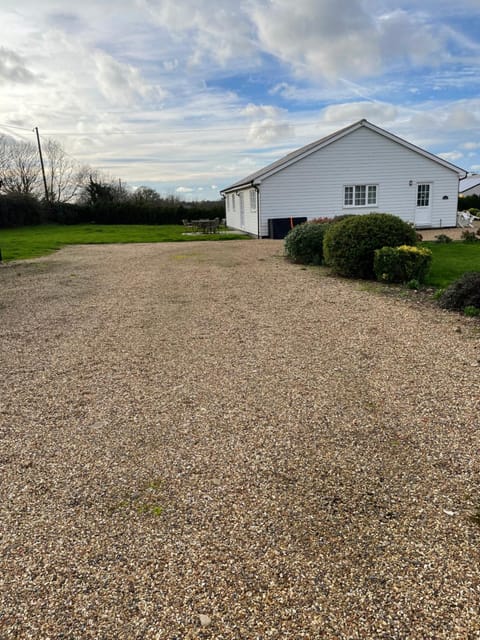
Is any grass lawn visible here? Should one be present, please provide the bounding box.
[423,241,480,288]
[0,224,249,262]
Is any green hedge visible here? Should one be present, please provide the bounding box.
[0,195,225,228]
[0,194,45,227]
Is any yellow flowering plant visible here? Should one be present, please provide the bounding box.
[374,245,432,283]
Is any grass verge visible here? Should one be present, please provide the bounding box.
[423,241,480,288]
[0,224,249,262]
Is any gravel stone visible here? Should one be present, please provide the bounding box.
[0,240,479,639]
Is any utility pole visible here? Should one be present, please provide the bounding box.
[34,127,49,204]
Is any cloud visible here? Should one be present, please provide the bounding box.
[376,9,447,66]
[45,11,86,34]
[439,151,464,161]
[241,102,294,145]
[139,0,257,68]
[246,119,294,145]
[462,142,480,150]
[444,105,480,129]
[94,51,166,106]
[321,101,398,125]
[176,186,193,193]
[253,0,381,80]
[242,103,286,119]
[252,2,469,82]
[0,47,37,84]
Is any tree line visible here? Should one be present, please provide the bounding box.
[0,134,223,227]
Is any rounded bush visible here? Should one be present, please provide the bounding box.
[284,221,332,265]
[439,272,480,311]
[323,213,418,279]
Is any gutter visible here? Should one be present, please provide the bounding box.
[253,183,260,238]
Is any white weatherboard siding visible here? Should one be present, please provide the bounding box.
[257,127,459,236]
[226,188,258,235]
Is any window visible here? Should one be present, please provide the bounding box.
[417,184,430,207]
[249,189,257,211]
[344,184,377,207]
[231,193,236,211]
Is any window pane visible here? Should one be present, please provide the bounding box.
[368,185,377,205]
[417,184,430,207]
[344,186,353,206]
[355,185,366,206]
[250,190,256,211]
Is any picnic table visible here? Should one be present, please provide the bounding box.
[189,219,220,233]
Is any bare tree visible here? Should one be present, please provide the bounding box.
[43,139,90,203]
[0,135,40,195]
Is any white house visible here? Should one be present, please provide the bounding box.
[459,175,480,197]
[220,120,466,238]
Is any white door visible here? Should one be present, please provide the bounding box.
[415,183,432,227]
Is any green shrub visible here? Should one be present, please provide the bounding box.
[374,245,432,284]
[462,230,478,243]
[464,305,480,317]
[439,272,480,311]
[323,213,418,279]
[435,234,453,243]
[284,221,332,265]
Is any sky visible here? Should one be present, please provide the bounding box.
[1,0,480,200]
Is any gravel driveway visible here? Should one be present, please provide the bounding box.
[1,240,479,639]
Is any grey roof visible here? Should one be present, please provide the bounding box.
[459,175,480,192]
[220,119,466,193]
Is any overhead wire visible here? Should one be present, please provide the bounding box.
[0,122,34,132]
[0,120,315,137]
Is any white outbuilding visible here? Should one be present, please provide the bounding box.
[459,175,480,198]
[220,120,466,238]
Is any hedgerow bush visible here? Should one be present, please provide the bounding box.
[374,245,432,284]
[323,213,418,279]
[0,193,44,228]
[284,220,332,265]
[439,272,480,312]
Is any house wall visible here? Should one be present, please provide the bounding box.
[257,127,459,236]
[225,187,258,235]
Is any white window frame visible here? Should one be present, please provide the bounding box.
[249,189,257,211]
[231,193,236,211]
[417,183,430,207]
[343,184,377,208]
